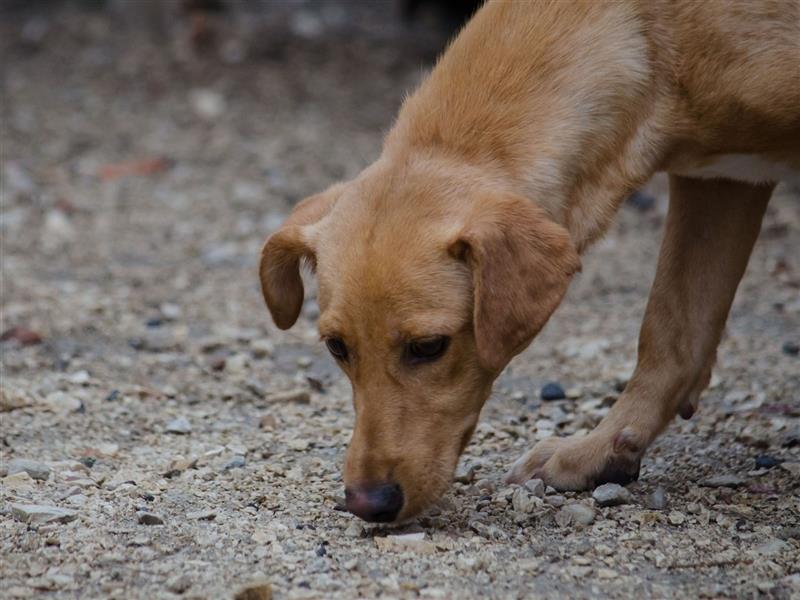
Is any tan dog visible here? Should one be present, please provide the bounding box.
[259,0,800,522]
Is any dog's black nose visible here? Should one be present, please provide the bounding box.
[345,483,404,522]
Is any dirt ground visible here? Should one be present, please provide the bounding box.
[1,3,798,599]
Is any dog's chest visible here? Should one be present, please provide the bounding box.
[671,153,800,186]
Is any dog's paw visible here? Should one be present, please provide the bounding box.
[505,429,643,491]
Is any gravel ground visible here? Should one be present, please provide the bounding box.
[1,3,799,599]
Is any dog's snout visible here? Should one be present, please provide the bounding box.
[344,483,404,523]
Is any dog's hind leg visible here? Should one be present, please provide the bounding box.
[506,175,773,490]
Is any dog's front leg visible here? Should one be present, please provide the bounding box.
[507,175,773,490]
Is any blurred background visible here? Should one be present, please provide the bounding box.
[1,0,482,380]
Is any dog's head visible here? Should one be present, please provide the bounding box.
[259,160,579,522]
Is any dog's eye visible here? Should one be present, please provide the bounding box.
[325,338,349,361]
[406,336,450,365]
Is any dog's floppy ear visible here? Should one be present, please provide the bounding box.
[259,184,343,329]
[450,196,580,373]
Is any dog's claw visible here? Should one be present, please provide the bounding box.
[593,455,641,487]
[504,436,562,485]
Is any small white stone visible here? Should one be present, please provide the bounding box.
[189,89,226,120]
[287,439,310,451]
[668,511,686,525]
[375,532,436,554]
[523,478,545,498]
[558,503,595,526]
[753,538,791,556]
[592,483,632,507]
[43,391,82,413]
[67,370,90,385]
[166,417,192,434]
[8,458,51,481]
[780,462,800,477]
[250,339,274,358]
[344,521,363,538]
[11,503,78,525]
[2,471,36,492]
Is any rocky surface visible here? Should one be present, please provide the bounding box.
[1,2,799,599]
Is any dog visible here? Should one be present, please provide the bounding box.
[259,0,800,522]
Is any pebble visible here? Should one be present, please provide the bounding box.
[86,442,119,458]
[777,526,800,540]
[8,458,51,481]
[475,478,494,493]
[266,389,310,404]
[1,386,34,411]
[0,326,43,346]
[2,472,36,492]
[511,487,539,514]
[784,427,800,447]
[782,341,799,356]
[644,487,667,510]
[186,510,216,521]
[234,580,273,600]
[469,520,504,540]
[454,464,476,484]
[668,511,686,525]
[375,533,436,554]
[259,415,277,430]
[160,302,182,320]
[166,417,192,434]
[11,503,78,525]
[41,209,75,250]
[780,462,800,477]
[754,455,782,469]
[287,439,310,451]
[66,494,88,507]
[224,455,246,470]
[344,521,364,538]
[139,328,178,352]
[4,160,35,194]
[189,88,226,120]
[43,391,83,413]
[250,339,274,358]
[208,355,226,371]
[244,379,266,398]
[701,474,745,488]
[592,483,632,507]
[226,354,250,375]
[753,538,791,556]
[166,574,192,594]
[597,568,618,579]
[523,478,545,498]
[540,382,566,401]
[137,512,164,526]
[557,503,595,527]
[545,495,565,508]
[68,370,90,385]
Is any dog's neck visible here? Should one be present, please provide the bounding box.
[386,0,676,253]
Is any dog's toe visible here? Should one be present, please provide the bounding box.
[504,436,565,485]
